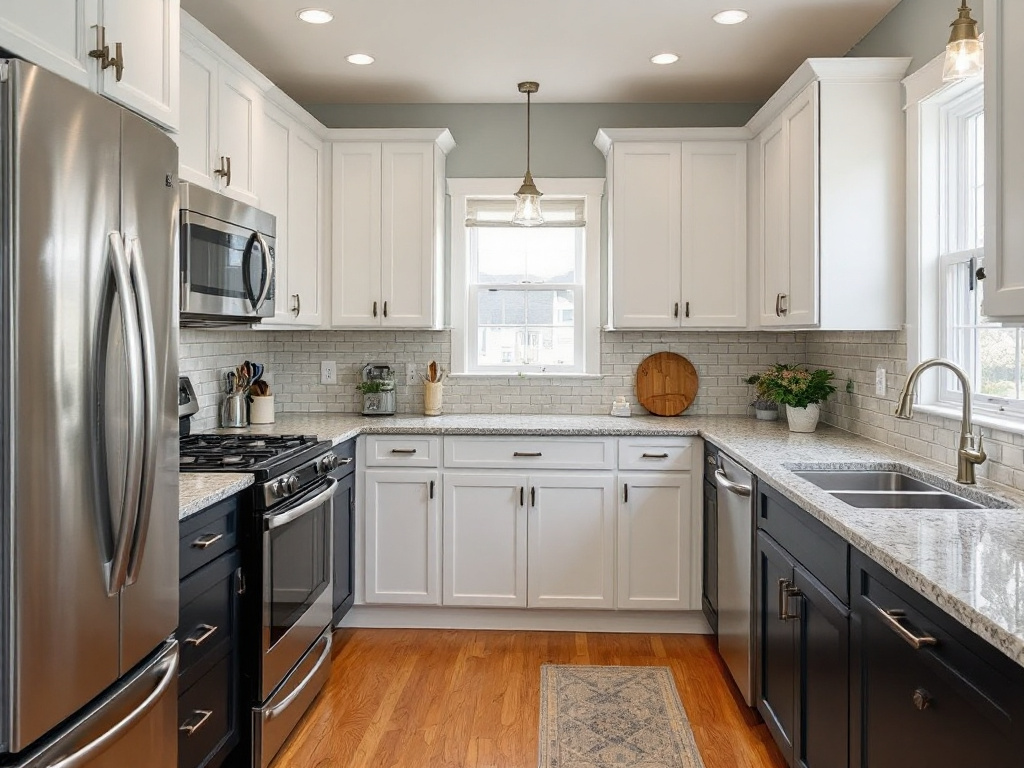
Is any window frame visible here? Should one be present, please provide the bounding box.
[448,178,604,376]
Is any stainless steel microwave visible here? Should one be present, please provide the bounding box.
[180,182,276,325]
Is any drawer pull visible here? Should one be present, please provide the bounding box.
[179,709,213,736]
[190,533,223,550]
[184,623,218,648]
[641,452,670,459]
[513,451,543,457]
[778,578,800,621]
[869,600,938,649]
[913,688,933,711]
[390,448,417,455]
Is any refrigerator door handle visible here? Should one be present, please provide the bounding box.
[106,232,146,597]
[125,236,158,585]
[17,643,178,768]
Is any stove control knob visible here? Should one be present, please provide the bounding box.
[286,475,301,495]
[320,454,338,473]
[271,479,287,499]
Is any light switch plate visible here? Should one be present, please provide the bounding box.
[875,366,886,396]
[321,360,337,385]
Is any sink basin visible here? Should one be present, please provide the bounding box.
[831,491,983,510]
[794,470,937,493]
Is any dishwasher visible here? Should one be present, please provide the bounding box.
[715,452,756,706]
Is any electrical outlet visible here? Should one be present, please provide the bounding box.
[321,360,337,385]
[406,363,418,385]
[875,366,887,396]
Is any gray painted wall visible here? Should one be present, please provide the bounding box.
[305,103,759,177]
[847,0,983,75]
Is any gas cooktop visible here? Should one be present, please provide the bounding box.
[179,433,330,480]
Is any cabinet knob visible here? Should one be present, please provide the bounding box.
[912,688,932,711]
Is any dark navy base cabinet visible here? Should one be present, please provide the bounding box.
[850,552,1024,768]
[331,437,357,625]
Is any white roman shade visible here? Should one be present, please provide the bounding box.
[465,197,586,228]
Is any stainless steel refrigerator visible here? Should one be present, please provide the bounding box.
[0,60,180,766]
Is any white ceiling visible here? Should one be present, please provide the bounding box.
[181,0,903,104]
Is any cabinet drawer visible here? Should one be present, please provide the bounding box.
[364,435,440,467]
[177,652,237,768]
[179,495,239,580]
[618,437,698,471]
[444,437,615,470]
[178,550,240,691]
[758,483,848,604]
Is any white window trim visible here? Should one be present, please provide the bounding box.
[448,177,604,376]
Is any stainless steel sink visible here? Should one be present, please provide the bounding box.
[794,470,937,493]
[831,491,983,510]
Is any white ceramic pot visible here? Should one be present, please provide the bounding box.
[754,407,779,421]
[249,394,275,424]
[786,403,820,433]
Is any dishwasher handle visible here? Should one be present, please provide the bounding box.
[715,468,752,497]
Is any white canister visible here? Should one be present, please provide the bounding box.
[250,394,275,424]
[424,382,443,416]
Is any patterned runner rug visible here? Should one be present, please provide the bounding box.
[538,665,707,768]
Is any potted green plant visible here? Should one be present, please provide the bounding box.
[356,375,396,414]
[754,364,837,433]
[744,374,779,421]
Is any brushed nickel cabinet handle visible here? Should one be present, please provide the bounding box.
[778,578,800,621]
[89,27,125,82]
[184,623,218,647]
[867,599,938,650]
[179,710,213,737]
[190,533,223,550]
[779,293,788,316]
[641,452,669,459]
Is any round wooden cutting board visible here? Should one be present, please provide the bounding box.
[636,352,699,416]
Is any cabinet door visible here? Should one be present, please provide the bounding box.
[680,142,747,327]
[331,143,382,327]
[702,479,718,631]
[364,469,441,605]
[95,0,179,130]
[178,38,218,190]
[381,142,436,327]
[215,64,260,205]
[287,126,324,325]
[528,474,616,609]
[611,142,682,328]
[332,470,355,624]
[983,0,1024,320]
[0,0,90,88]
[442,474,528,607]
[756,531,798,764]
[759,116,791,326]
[793,564,849,768]
[616,473,695,610]
[785,83,820,326]
[257,102,291,322]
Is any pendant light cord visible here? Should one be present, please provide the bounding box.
[526,90,532,175]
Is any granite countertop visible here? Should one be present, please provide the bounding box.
[208,412,1024,668]
[179,472,254,522]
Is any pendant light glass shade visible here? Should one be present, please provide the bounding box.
[512,82,543,227]
[942,2,983,81]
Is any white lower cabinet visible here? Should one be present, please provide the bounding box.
[443,474,528,607]
[527,475,616,609]
[617,473,696,610]
[363,469,441,605]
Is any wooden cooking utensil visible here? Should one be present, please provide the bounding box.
[635,351,699,416]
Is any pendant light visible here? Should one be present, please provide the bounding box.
[512,81,543,227]
[942,1,983,81]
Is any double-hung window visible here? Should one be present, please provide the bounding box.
[449,179,603,375]
[937,87,1024,415]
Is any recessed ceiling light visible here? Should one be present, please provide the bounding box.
[650,53,680,65]
[297,8,333,24]
[346,53,375,66]
[713,9,749,25]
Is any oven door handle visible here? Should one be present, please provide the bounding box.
[265,478,339,531]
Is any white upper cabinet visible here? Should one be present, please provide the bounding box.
[178,19,262,206]
[0,0,179,130]
[598,130,748,329]
[256,99,325,327]
[750,58,910,329]
[328,130,454,329]
[983,0,1024,320]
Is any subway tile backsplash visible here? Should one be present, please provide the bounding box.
[180,327,1024,489]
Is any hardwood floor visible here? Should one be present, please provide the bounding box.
[272,628,787,768]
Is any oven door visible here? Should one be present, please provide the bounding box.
[180,209,275,321]
[260,477,336,700]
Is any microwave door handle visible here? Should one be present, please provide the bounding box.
[265,478,339,531]
[125,237,158,585]
[104,233,145,596]
[242,232,258,310]
[253,232,273,312]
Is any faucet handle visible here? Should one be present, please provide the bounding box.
[967,432,987,463]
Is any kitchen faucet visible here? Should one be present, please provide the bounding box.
[894,358,986,484]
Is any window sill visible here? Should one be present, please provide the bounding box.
[448,372,605,380]
[914,402,1024,437]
